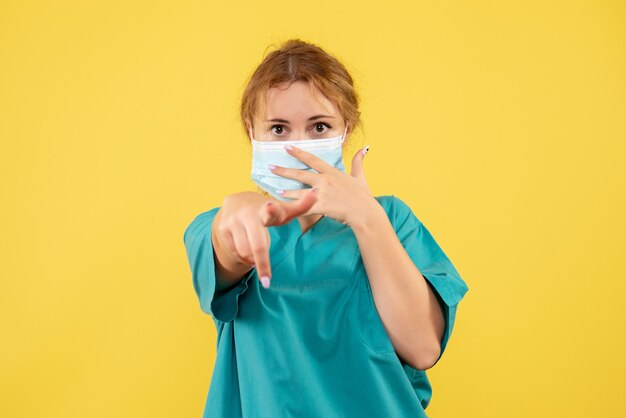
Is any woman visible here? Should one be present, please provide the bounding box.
[183,39,469,418]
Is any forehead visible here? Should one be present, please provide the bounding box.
[261,80,339,119]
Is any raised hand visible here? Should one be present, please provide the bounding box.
[268,144,375,228]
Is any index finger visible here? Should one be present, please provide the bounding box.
[245,221,272,288]
[286,145,333,174]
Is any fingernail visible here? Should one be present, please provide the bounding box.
[284,144,293,151]
[361,145,370,156]
[311,187,318,193]
[276,189,284,195]
[268,164,277,171]
[261,276,271,288]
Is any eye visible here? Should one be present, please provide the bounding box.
[312,122,331,134]
[270,125,287,135]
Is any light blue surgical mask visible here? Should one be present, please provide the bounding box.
[249,126,348,201]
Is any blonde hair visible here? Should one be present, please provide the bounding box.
[240,39,362,144]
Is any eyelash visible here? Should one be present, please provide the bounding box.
[269,122,332,135]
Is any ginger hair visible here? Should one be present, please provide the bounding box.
[240,39,362,143]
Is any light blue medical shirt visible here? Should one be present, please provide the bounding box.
[183,195,469,417]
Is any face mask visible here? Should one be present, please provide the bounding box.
[250,126,348,201]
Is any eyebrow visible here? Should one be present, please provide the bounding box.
[264,114,336,123]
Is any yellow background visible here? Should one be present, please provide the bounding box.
[2,0,625,416]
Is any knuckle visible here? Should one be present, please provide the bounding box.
[249,241,268,254]
[217,223,229,235]
[225,242,237,254]
[241,252,253,262]
[235,243,251,258]
[222,216,238,229]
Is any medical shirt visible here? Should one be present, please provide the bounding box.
[183,195,469,418]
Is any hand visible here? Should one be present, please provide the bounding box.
[268,144,376,227]
[215,189,319,288]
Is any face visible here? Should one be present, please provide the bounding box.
[251,80,349,143]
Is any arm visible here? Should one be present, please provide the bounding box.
[351,203,445,370]
[263,142,467,365]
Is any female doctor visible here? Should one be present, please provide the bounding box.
[183,38,469,417]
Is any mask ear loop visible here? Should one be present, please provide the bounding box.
[340,125,348,143]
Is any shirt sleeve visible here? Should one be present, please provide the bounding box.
[388,195,470,366]
[183,207,256,323]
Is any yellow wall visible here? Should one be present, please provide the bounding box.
[2,1,624,416]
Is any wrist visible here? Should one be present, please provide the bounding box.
[348,199,389,234]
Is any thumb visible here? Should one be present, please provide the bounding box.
[260,201,283,226]
[350,145,370,180]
